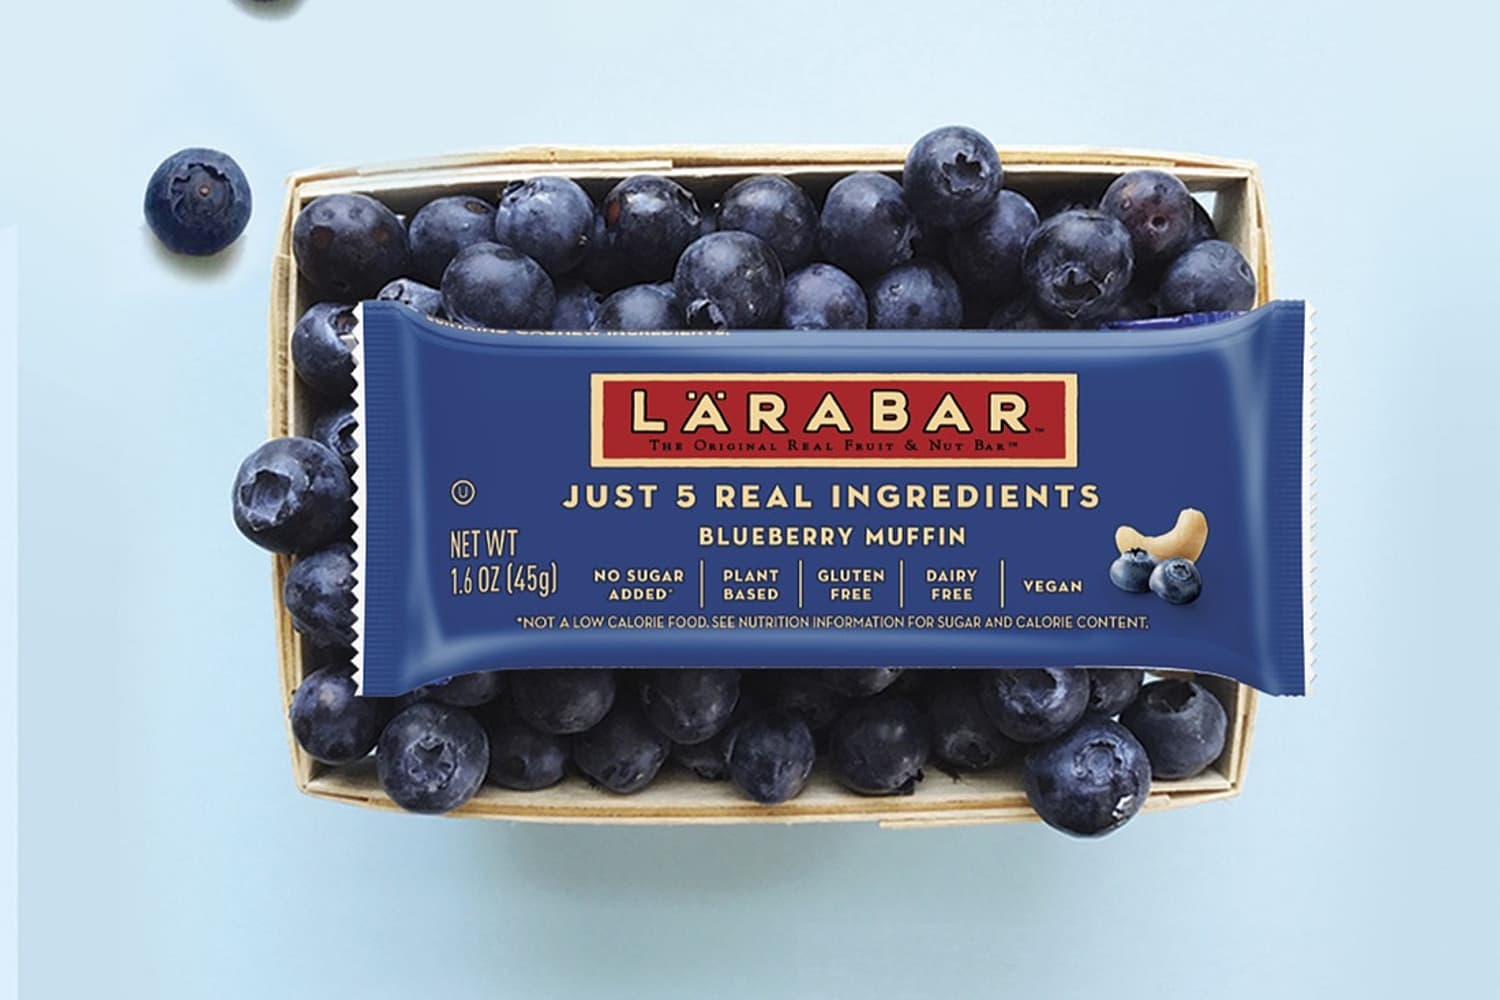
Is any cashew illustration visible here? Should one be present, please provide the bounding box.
[1115,508,1209,562]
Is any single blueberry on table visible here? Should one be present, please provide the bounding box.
[376,702,490,814]
[407,195,496,286]
[819,172,915,279]
[143,148,252,256]
[868,260,964,329]
[1022,209,1135,324]
[1109,548,1157,593]
[290,302,358,397]
[292,193,408,300]
[593,283,683,331]
[413,671,506,708]
[947,190,1040,304]
[760,671,848,730]
[1156,240,1256,315]
[572,704,670,795]
[1024,715,1151,837]
[1119,679,1228,779]
[377,277,443,318]
[903,125,1004,230]
[1099,169,1198,270]
[673,231,784,329]
[815,668,904,698]
[510,669,617,735]
[726,711,816,804]
[310,403,358,476]
[231,436,352,554]
[976,668,1090,743]
[780,263,869,330]
[828,695,930,795]
[289,666,390,766]
[639,668,741,745]
[926,674,1018,771]
[1149,558,1202,605]
[551,280,604,330]
[282,543,357,649]
[715,175,819,272]
[483,704,569,791]
[601,175,703,282]
[1086,669,1145,717]
[493,176,595,277]
[440,242,555,329]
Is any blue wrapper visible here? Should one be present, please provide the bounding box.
[350,301,1315,696]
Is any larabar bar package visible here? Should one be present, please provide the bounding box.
[350,300,1314,697]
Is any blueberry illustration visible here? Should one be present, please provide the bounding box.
[1086,669,1145,717]
[816,668,903,698]
[1023,715,1151,837]
[143,147,252,256]
[903,125,1004,230]
[551,280,604,330]
[762,671,848,730]
[231,437,352,554]
[715,175,819,272]
[1099,169,1198,270]
[292,193,408,299]
[412,671,505,708]
[947,190,1040,304]
[819,172,915,279]
[572,704,670,794]
[926,674,1018,771]
[1149,558,1202,605]
[726,711,815,804]
[310,404,358,476]
[1022,209,1134,323]
[290,302,358,397]
[1156,240,1256,315]
[440,242,555,329]
[289,666,390,765]
[593,283,682,331]
[407,195,496,286]
[780,263,868,330]
[494,176,595,277]
[1120,679,1228,779]
[376,702,489,814]
[510,669,616,735]
[673,231,784,329]
[282,543,357,649]
[639,668,741,745]
[828,695,930,795]
[868,260,963,329]
[376,277,443,318]
[1109,548,1157,593]
[483,704,569,791]
[601,175,704,282]
[976,668,1089,743]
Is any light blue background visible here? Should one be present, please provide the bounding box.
[5,0,1498,996]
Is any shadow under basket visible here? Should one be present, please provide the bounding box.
[268,144,1272,827]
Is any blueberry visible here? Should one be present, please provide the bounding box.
[1099,169,1198,270]
[376,277,443,318]
[1022,209,1134,323]
[440,242,555,329]
[143,148,252,256]
[816,668,903,698]
[780,264,868,330]
[762,671,848,730]
[903,125,1004,230]
[510,669,616,735]
[986,297,1057,330]
[1149,558,1202,605]
[1109,548,1157,593]
[726,711,816,804]
[290,302,358,397]
[376,702,489,814]
[289,666,390,765]
[868,260,963,330]
[715,175,819,271]
[1102,295,1157,326]
[493,176,595,277]
[310,403,358,476]
[926,675,1018,771]
[601,175,703,281]
[551,280,604,329]
[572,704,670,794]
[1023,715,1151,837]
[282,543,357,649]
[828,695,930,795]
[976,668,1090,743]
[947,190,1039,304]
[593,283,683,331]
[578,211,636,294]
[672,738,730,781]
[1119,679,1228,779]
[1156,240,1256,315]
[639,668,741,745]
[231,437,352,554]
[1086,669,1145,717]
[673,232,784,329]
[1190,199,1218,243]
[292,193,408,299]
[412,671,505,708]
[407,195,496,286]
[483,704,569,791]
[819,172,915,279]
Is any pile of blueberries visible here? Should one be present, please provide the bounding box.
[230,125,1244,836]
[1111,551,1204,605]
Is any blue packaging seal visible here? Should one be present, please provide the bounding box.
[349,301,1315,696]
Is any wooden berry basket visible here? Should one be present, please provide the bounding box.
[267,145,1273,827]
